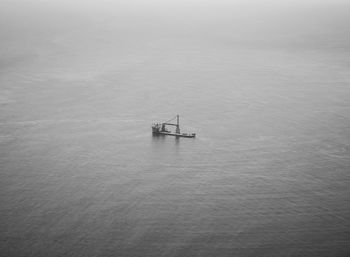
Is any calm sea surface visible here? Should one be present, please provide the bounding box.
[1,1,350,256]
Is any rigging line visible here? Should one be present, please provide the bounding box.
[164,115,177,123]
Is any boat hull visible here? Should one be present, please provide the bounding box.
[152,131,196,138]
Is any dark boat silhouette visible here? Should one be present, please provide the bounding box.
[152,115,196,138]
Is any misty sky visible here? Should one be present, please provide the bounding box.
[1,0,350,69]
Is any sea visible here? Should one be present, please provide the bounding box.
[1,1,350,256]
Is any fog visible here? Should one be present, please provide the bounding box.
[1,1,350,256]
[1,0,350,59]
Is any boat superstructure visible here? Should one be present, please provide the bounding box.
[152,115,196,138]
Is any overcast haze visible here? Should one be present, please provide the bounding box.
[1,0,350,256]
[2,0,350,55]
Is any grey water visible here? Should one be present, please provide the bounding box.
[1,1,350,256]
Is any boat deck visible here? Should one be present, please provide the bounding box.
[153,131,195,138]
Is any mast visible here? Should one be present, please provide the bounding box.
[176,114,180,134]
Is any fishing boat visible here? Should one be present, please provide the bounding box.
[152,115,196,138]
